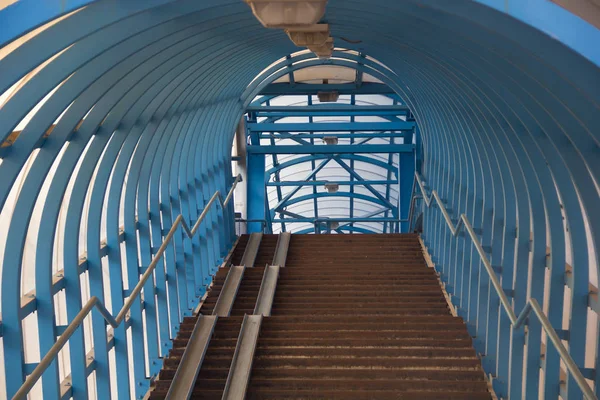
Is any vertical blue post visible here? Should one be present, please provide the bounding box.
[399,152,415,232]
[247,112,265,234]
[414,121,422,173]
[247,152,266,233]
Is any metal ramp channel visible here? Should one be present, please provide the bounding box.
[253,265,280,317]
[160,233,265,398]
[241,234,492,399]
[271,232,291,268]
[150,234,494,400]
[221,315,263,400]
[164,315,217,400]
[219,232,291,399]
[254,232,290,317]
[239,232,263,268]
[212,266,245,317]
[212,232,263,317]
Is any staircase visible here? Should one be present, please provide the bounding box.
[149,233,492,399]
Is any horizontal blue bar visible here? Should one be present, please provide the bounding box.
[247,144,414,154]
[267,180,398,186]
[257,110,409,117]
[260,133,407,139]
[259,82,395,95]
[248,105,409,112]
[247,105,409,117]
[272,217,407,223]
[247,122,415,132]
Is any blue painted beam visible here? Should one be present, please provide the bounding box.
[247,122,415,132]
[356,53,365,87]
[248,144,414,154]
[246,104,409,116]
[247,157,266,234]
[266,154,399,177]
[273,192,396,211]
[259,82,395,95]
[383,101,397,234]
[267,180,398,186]
[247,105,409,112]
[277,210,307,220]
[260,133,407,139]
[273,217,405,223]
[308,95,319,235]
[399,153,415,232]
[256,110,409,117]
[349,94,356,233]
[294,225,380,235]
[265,99,284,233]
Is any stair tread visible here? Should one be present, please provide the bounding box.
[151,234,490,400]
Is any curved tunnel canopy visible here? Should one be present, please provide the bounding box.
[0,0,599,399]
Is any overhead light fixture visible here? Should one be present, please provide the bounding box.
[286,24,330,47]
[323,136,338,145]
[317,90,339,102]
[244,0,328,28]
[324,183,339,193]
[308,36,334,58]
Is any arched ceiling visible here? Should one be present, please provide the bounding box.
[0,1,599,398]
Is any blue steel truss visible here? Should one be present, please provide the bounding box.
[0,1,598,400]
[244,94,415,235]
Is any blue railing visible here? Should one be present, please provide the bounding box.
[410,172,597,400]
[13,175,242,400]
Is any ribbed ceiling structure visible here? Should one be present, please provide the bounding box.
[0,1,599,399]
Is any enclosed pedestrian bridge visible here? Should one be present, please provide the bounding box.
[0,0,599,399]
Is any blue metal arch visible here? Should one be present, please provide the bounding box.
[242,53,406,107]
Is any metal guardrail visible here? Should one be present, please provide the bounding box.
[13,175,243,400]
[410,172,597,400]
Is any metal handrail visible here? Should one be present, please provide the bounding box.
[13,175,243,400]
[411,172,597,400]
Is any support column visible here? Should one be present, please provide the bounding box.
[399,152,415,233]
[234,117,248,235]
[247,152,266,233]
[246,112,266,234]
